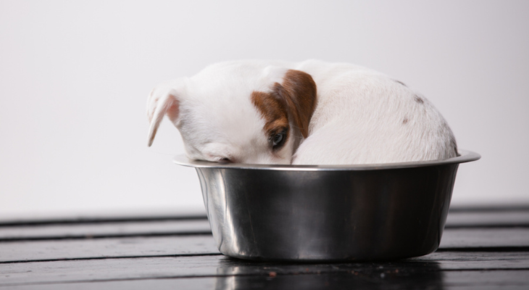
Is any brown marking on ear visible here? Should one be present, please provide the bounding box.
[274,70,317,138]
[414,95,424,104]
[166,98,180,124]
[251,91,290,148]
[402,117,408,124]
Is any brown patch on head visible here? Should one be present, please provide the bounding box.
[414,95,424,104]
[394,80,407,87]
[251,69,317,151]
[251,91,289,148]
[274,70,317,138]
[402,117,408,124]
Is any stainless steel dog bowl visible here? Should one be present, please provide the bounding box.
[174,150,480,261]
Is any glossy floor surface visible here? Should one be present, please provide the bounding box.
[1,206,528,289]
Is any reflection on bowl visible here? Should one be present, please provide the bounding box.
[174,150,480,261]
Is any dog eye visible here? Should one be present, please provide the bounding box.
[270,130,287,150]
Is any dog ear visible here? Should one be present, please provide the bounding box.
[146,81,184,146]
[274,70,317,138]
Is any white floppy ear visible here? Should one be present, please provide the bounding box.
[146,80,185,147]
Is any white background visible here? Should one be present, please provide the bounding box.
[1,0,528,218]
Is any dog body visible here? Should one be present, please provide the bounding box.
[147,60,457,165]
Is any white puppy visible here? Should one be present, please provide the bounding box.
[147,60,457,165]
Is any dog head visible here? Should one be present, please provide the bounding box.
[147,61,317,164]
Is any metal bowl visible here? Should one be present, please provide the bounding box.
[174,150,480,261]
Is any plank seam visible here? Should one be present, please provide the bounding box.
[0,253,223,264]
[0,231,213,242]
[1,248,528,264]
[436,246,529,252]
[0,216,208,227]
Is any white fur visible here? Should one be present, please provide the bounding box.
[147,60,457,165]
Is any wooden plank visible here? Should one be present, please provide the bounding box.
[0,236,219,263]
[449,205,529,213]
[0,228,527,263]
[1,252,529,286]
[440,228,529,249]
[1,207,527,242]
[445,211,529,228]
[2,213,528,242]
[4,270,529,290]
[0,220,211,241]
[0,209,207,224]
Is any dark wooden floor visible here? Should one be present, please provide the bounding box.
[1,206,528,289]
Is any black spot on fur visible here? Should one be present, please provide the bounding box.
[394,80,407,87]
[414,95,424,104]
[402,118,408,124]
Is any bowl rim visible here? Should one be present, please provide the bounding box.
[173,150,480,171]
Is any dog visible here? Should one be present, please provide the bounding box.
[147,60,457,165]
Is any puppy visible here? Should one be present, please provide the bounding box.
[147,60,457,165]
